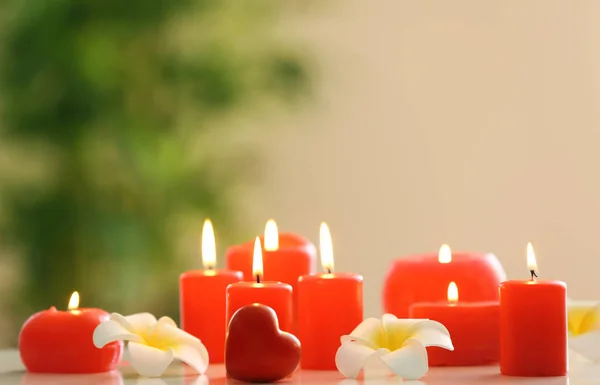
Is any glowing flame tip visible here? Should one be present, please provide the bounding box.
[447,282,458,303]
[526,242,537,273]
[319,222,334,272]
[252,237,264,280]
[68,291,80,310]
[264,219,279,251]
[438,244,452,263]
[202,219,216,269]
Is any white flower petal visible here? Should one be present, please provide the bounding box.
[172,343,209,374]
[380,338,428,380]
[128,341,174,377]
[155,323,207,353]
[156,316,178,328]
[335,341,388,378]
[381,314,427,350]
[93,319,145,348]
[568,300,600,335]
[148,321,209,374]
[361,351,395,379]
[409,320,454,350]
[570,331,600,362]
[341,318,385,349]
[123,313,158,336]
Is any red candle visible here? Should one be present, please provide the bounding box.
[19,292,123,374]
[226,237,293,332]
[297,222,363,370]
[500,243,567,377]
[179,219,243,363]
[225,220,316,325]
[409,282,500,366]
[383,245,506,317]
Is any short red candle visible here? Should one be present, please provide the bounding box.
[383,245,506,317]
[19,292,123,373]
[180,270,243,362]
[409,282,500,366]
[297,222,363,370]
[225,220,316,326]
[226,237,294,332]
[500,243,567,377]
[179,220,243,363]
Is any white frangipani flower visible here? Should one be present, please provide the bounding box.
[335,314,453,380]
[568,299,600,362]
[93,313,209,377]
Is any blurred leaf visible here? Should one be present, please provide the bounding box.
[0,0,313,345]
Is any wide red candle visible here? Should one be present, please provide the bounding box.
[19,292,123,373]
[409,282,500,366]
[500,243,567,377]
[225,220,316,326]
[179,220,243,363]
[297,222,363,370]
[226,237,293,332]
[383,245,506,317]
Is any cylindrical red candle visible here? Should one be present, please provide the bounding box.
[225,220,316,327]
[409,282,500,366]
[180,269,243,363]
[297,222,363,370]
[226,237,294,333]
[383,245,506,317]
[500,243,568,377]
[19,292,123,374]
[179,220,243,363]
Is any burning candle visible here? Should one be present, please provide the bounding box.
[383,245,506,317]
[226,237,293,332]
[409,281,500,366]
[19,292,123,373]
[179,219,244,363]
[297,222,363,370]
[499,243,567,377]
[225,220,316,326]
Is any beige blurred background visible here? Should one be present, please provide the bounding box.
[245,0,600,317]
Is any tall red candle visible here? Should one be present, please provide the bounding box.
[225,220,316,326]
[409,282,500,366]
[500,243,567,377]
[297,223,363,370]
[179,219,243,363]
[226,237,293,333]
[383,245,506,317]
[19,292,123,374]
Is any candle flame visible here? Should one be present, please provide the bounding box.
[201,219,217,269]
[438,244,452,263]
[68,291,80,310]
[264,219,279,251]
[447,282,458,303]
[527,242,538,273]
[319,222,334,273]
[252,237,264,282]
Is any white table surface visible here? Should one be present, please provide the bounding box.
[0,349,595,385]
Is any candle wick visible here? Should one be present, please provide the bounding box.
[256,274,261,284]
[530,270,538,280]
[207,266,214,271]
[327,268,332,274]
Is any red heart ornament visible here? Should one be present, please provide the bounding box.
[226,304,301,383]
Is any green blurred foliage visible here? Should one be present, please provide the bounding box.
[0,0,310,343]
